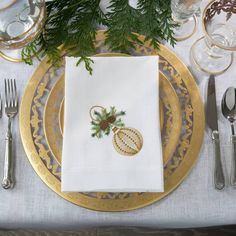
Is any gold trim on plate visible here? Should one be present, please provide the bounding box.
[20,31,205,212]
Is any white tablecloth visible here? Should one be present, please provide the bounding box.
[0,0,236,230]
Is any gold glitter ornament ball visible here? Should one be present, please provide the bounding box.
[112,127,143,156]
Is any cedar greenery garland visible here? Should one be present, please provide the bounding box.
[21,0,177,73]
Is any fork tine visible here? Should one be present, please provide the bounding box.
[4,79,18,109]
[4,79,8,108]
[10,79,14,108]
[8,79,11,108]
[13,79,17,107]
[7,79,11,108]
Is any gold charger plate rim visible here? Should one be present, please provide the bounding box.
[19,30,205,212]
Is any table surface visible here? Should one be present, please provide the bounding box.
[1,0,236,230]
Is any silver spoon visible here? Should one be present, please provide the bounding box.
[222,87,236,188]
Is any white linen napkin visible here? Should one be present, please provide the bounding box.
[62,56,163,192]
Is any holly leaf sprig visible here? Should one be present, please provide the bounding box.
[91,107,125,138]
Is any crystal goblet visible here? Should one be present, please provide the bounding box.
[191,0,236,75]
[0,0,45,62]
[171,0,202,41]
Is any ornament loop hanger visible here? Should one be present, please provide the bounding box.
[89,105,106,122]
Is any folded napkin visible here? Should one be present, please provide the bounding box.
[62,56,163,192]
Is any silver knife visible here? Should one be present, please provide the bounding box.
[207,74,225,190]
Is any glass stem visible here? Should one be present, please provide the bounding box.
[231,122,235,136]
[204,37,223,59]
[28,0,35,15]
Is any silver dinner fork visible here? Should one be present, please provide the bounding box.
[2,79,18,189]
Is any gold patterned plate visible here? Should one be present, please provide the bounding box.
[20,31,205,212]
[44,69,181,166]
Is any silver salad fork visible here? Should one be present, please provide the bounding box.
[2,79,18,189]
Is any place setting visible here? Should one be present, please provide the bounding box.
[18,32,205,211]
[0,0,236,215]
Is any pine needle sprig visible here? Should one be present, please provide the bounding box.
[104,0,142,53]
[158,1,178,47]
[21,0,177,72]
[22,0,105,68]
[136,0,177,49]
[21,39,41,65]
[91,107,125,138]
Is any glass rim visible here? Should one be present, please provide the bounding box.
[0,45,43,62]
[0,0,45,43]
[190,36,234,75]
[202,0,236,51]
[0,0,17,11]
[175,15,198,41]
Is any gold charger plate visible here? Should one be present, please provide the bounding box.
[44,69,181,166]
[20,31,205,212]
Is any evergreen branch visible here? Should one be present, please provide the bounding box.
[21,0,177,72]
[21,40,41,65]
[104,0,142,53]
[76,57,94,75]
[137,0,177,49]
[22,0,104,71]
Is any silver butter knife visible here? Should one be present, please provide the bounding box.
[207,74,225,190]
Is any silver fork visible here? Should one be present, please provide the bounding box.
[2,79,18,189]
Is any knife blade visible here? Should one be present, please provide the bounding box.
[207,74,225,190]
[207,75,218,130]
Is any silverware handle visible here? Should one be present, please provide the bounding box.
[231,135,236,188]
[212,131,225,190]
[2,119,14,189]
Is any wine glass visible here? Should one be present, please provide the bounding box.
[171,0,202,41]
[190,0,236,75]
[0,0,45,62]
